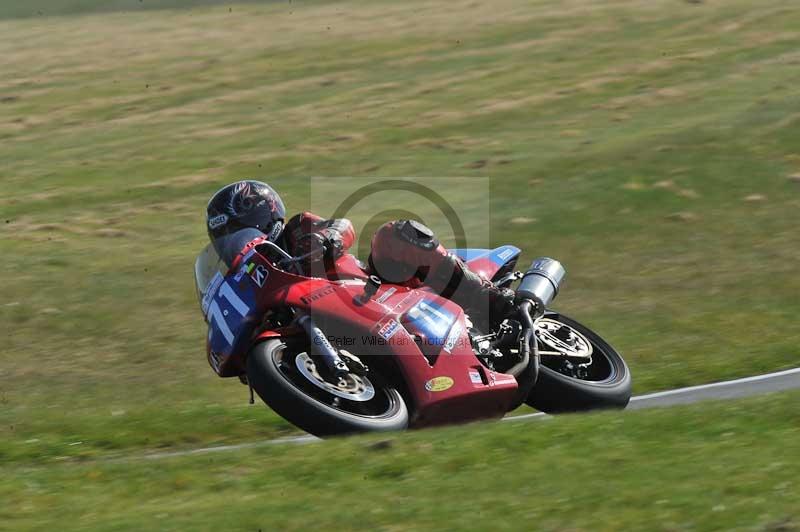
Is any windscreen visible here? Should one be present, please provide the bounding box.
[194,244,229,314]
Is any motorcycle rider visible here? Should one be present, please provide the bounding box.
[206,180,516,328]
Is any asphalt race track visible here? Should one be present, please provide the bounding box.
[133,367,800,461]
[505,367,800,422]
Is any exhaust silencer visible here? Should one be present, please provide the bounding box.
[516,257,566,312]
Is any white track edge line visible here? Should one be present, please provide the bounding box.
[125,367,800,460]
[502,367,800,421]
[629,366,800,401]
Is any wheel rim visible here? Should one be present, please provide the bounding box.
[536,317,618,383]
[294,352,376,401]
[536,318,593,358]
[271,346,399,418]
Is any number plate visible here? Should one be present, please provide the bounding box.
[205,273,259,359]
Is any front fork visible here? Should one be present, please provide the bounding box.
[295,313,351,378]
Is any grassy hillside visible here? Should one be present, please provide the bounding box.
[5,389,800,530]
[1,0,799,469]
[0,0,273,20]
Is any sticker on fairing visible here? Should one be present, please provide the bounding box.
[300,285,336,305]
[443,322,463,353]
[497,248,515,261]
[202,272,225,316]
[234,262,253,283]
[469,370,483,384]
[209,350,223,372]
[251,264,268,287]
[233,249,257,282]
[378,319,401,340]
[425,376,454,392]
[334,279,367,286]
[375,287,397,304]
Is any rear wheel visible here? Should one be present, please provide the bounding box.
[525,312,631,413]
[247,339,409,437]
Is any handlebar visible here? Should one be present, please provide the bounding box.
[255,240,294,262]
[254,240,311,275]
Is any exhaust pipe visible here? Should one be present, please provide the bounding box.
[506,300,540,409]
[506,258,565,408]
[515,257,566,316]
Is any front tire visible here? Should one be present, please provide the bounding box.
[525,312,631,413]
[247,339,409,437]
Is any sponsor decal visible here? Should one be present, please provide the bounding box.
[443,321,463,353]
[375,286,397,304]
[425,376,454,392]
[469,370,483,384]
[209,350,223,372]
[233,250,257,282]
[267,221,283,242]
[251,264,268,287]
[202,272,225,316]
[334,279,366,286]
[497,247,514,261]
[531,258,552,270]
[235,262,255,282]
[208,214,228,229]
[377,319,401,340]
[300,285,336,305]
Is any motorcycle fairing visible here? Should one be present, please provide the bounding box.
[450,245,521,281]
[275,277,519,426]
[198,245,520,425]
[203,255,267,377]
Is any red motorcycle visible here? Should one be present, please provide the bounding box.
[194,241,631,436]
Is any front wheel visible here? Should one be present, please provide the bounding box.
[525,312,631,413]
[247,339,409,437]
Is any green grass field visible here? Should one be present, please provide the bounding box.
[1,0,799,528]
[5,390,800,531]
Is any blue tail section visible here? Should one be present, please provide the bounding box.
[450,245,521,267]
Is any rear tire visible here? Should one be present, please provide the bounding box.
[525,312,631,413]
[247,340,409,437]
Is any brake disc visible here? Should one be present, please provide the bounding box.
[295,352,376,401]
[535,318,593,359]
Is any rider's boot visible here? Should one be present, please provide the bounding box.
[368,219,516,329]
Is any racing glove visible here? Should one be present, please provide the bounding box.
[294,229,344,262]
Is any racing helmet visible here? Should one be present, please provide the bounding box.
[206,180,286,256]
